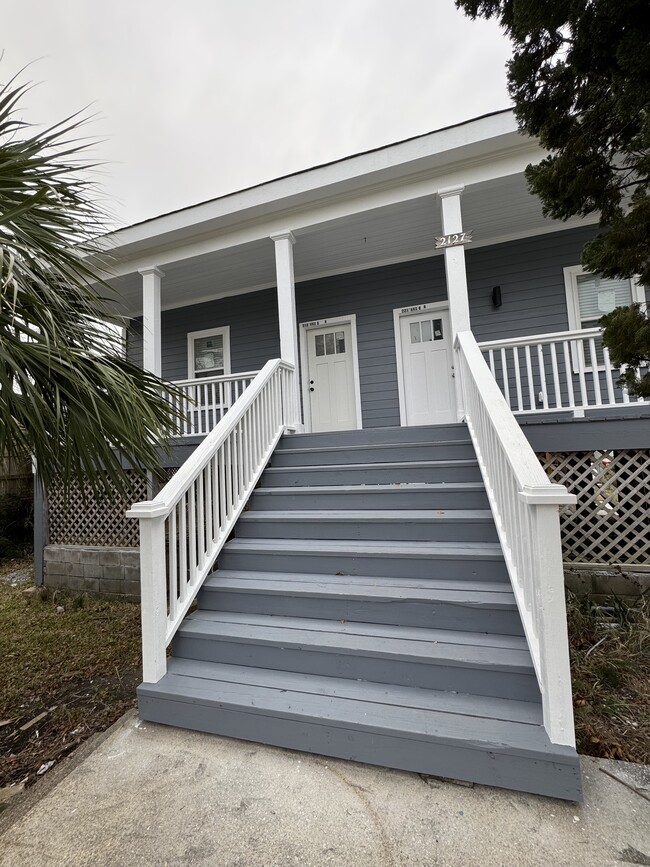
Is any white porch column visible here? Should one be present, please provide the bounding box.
[271,231,302,428]
[438,186,470,422]
[139,266,164,377]
[271,231,299,367]
[438,186,471,337]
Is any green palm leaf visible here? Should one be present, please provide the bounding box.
[0,71,183,496]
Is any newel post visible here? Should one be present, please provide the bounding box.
[530,501,576,746]
[127,501,168,683]
[438,187,471,422]
[519,484,577,747]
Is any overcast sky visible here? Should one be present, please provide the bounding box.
[3,0,512,228]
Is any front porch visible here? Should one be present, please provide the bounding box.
[167,322,648,440]
[42,112,650,799]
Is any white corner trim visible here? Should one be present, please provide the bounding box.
[186,325,231,379]
[393,300,450,426]
[298,314,363,433]
[562,264,585,332]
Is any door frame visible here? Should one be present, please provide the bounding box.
[393,300,452,427]
[299,314,363,433]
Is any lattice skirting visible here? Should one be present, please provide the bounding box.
[538,449,650,567]
[45,455,648,567]
[47,469,178,548]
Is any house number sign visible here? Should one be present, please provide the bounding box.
[435,231,473,249]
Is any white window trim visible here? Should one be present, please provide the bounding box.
[563,266,645,373]
[187,325,231,379]
[298,314,362,433]
[393,300,451,426]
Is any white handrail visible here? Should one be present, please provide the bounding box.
[164,371,259,436]
[455,330,577,747]
[478,328,644,415]
[128,359,298,683]
[479,327,602,348]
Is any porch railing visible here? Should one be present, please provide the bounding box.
[456,330,577,747]
[479,328,645,416]
[128,359,298,683]
[165,371,259,436]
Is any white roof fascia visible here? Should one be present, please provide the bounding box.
[100,110,531,267]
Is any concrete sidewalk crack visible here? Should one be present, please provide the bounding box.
[314,758,397,867]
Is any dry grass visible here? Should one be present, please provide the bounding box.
[0,558,141,790]
[568,591,650,763]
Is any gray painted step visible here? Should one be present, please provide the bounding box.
[173,611,539,701]
[218,537,508,581]
[199,570,523,634]
[168,658,542,723]
[206,569,511,592]
[260,460,482,487]
[272,440,475,467]
[139,423,584,801]
[236,509,498,543]
[138,667,581,800]
[248,483,490,511]
[277,424,470,450]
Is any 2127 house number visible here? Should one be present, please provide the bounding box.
[434,231,473,249]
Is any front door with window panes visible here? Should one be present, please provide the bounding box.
[400,308,456,426]
[306,323,357,432]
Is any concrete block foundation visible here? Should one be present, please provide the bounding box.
[44,545,140,600]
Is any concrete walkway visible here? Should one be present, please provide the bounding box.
[1,712,648,867]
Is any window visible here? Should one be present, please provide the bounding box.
[563,266,645,369]
[314,330,346,356]
[187,326,231,379]
[564,266,644,331]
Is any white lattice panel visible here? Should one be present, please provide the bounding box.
[538,450,650,566]
[48,473,150,547]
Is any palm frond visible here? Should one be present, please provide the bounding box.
[0,70,183,496]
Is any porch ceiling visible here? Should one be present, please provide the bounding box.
[110,173,588,317]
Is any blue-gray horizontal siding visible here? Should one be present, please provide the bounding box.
[128,225,632,428]
[296,258,447,428]
[466,225,599,342]
[295,226,599,427]
[128,289,280,381]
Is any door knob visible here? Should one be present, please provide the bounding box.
[310,387,315,392]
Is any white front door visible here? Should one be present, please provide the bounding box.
[399,308,456,426]
[306,322,358,432]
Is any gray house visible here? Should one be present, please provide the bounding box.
[39,109,649,801]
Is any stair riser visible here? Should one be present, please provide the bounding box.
[218,550,508,581]
[260,464,482,487]
[235,518,498,543]
[137,694,582,801]
[272,443,476,467]
[198,590,524,635]
[172,635,539,701]
[248,489,490,511]
[277,425,469,449]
